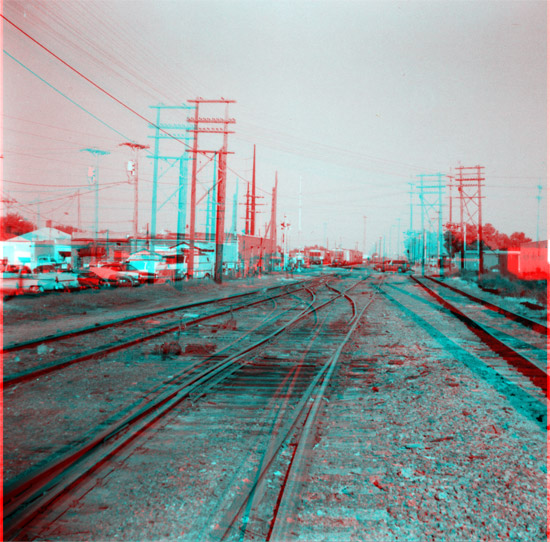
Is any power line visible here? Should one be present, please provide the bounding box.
[1,113,123,143]
[2,15,195,149]
[3,50,133,142]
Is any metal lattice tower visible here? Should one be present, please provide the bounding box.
[417,173,445,277]
[455,165,485,275]
[148,104,195,246]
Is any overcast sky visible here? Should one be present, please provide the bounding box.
[2,0,547,254]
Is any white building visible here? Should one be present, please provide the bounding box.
[0,227,72,266]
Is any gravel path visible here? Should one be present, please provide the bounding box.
[290,283,546,541]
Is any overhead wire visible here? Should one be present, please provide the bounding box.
[3,50,134,142]
[1,114,123,144]
[2,15,204,151]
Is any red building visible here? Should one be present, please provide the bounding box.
[517,240,548,279]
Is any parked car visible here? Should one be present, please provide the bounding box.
[373,259,390,272]
[1,274,47,295]
[90,263,142,286]
[3,264,32,274]
[385,259,411,273]
[76,270,115,289]
[32,265,80,290]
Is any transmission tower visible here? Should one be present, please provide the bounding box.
[455,165,485,276]
[417,173,445,277]
[148,104,195,248]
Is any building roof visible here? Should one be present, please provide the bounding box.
[521,240,548,248]
[127,249,164,261]
[6,227,72,242]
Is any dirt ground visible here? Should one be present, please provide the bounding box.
[1,273,299,345]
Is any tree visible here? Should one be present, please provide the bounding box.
[0,213,36,239]
[55,223,83,235]
[509,231,532,246]
[444,222,531,252]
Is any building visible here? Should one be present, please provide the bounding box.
[517,240,548,279]
[0,227,72,267]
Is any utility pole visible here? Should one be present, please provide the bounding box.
[151,106,161,241]
[456,165,485,278]
[231,179,239,234]
[447,171,454,224]
[407,180,417,266]
[186,99,235,280]
[77,189,81,231]
[176,157,188,242]
[187,99,235,281]
[417,172,444,277]
[251,145,256,236]
[245,182,251,235]
[281,216,291,269]
[536,183,542,243]
[206,152,217,241]
[148,104,195,245]
[120,142,149,241]
[81,147,110,240]
[270,173,278,270]
[363,215,367,255]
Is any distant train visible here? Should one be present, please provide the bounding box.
[303,247,363,267]
[306,248,332,265]
[331,248,363,266]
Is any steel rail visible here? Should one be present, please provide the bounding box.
[3,280,352,540]
[267,298,374,541]
[325,282,356,322]
[424,276,547,335]
[3,279,329,387]
[3,297,300,522]
[411,276,547,395]
[373,283,546,428]
[2,276,322,353]
[188,288,319,404]
[192,293,336,542]
[205,279,374,541]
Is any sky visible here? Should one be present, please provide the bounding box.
[1,0,547,255]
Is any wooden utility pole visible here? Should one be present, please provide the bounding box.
[270,173,278,270]
[251,144,256,236]
[186,98,235,281]
[245,182,250,235]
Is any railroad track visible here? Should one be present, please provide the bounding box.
[2,275,331,386]
[373,277,546,429]
[423,275,547,334]
[4,274,374,540]
[3,276,333,485]
[410,276,547,392]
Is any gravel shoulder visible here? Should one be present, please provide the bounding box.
[291,283,547,541]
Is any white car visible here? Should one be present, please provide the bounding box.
[32,264,80,290]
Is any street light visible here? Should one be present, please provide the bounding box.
[80,148,110,240]
[119,143,149,240]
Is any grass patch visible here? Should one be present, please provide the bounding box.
[458,270,547,305]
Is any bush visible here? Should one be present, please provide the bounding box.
[472,272,546,305]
